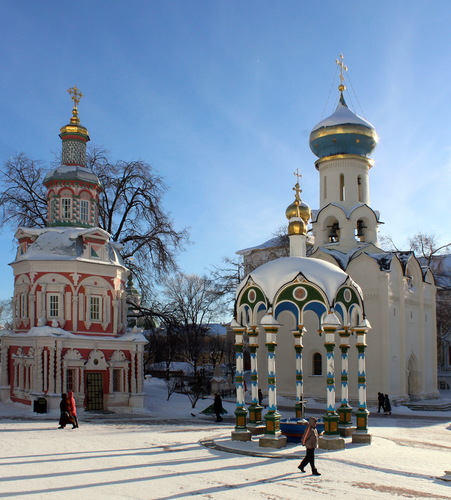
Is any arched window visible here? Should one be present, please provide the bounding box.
[312,352,322,376]
[357,175,363,202]
[339,174,345,201]
[323,176,327,199]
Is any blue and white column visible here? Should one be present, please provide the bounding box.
[231,319,251,442]
[319,312,345,450]
[247,325,264,432]
[258,311,287,449]
[353,319,372,444]
[293,326,306,419]
[337,327,353,433]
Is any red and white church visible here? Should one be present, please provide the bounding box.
[0,89,146,413]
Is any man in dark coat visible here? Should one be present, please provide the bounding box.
[213,394,223,422]
[377,392,385,413]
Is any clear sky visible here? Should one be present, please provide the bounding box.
[1,1,450,301]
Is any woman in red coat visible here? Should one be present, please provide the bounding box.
[67,391,79,428]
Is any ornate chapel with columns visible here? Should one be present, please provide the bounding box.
[231,59,438,449]
[0,88,146,413]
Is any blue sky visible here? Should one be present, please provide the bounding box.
[1,1,450,300]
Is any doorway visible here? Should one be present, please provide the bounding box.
[86,372,104,410]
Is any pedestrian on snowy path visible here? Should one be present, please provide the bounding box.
[213,394,223,422]
[67,391,78,428]
[384,394,392,415]
[298,417,321,476]
[58,393,74,429]
[377,392,384,413]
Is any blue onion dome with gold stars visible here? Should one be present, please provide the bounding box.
[309,92,378,159]
[310,55,378,159]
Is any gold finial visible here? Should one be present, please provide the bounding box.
[67,86,83,124]
[293,169,302,202]
[335,54,348,92]
[68,86,83,107]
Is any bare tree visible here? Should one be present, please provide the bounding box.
[0,154,47,228]
[408,233,451,267]
[162,273,227,375]
[0,148,189,292]
[0,299,13,327]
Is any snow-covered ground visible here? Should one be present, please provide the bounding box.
[0,378,450,499]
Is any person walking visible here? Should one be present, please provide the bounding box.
[377,392,385,413]
[58,393,71,429]
[298,417,321,476]
[213,394,223,422]
[258,389,263,406]
[67,391,79,428]
[384,394,392,415]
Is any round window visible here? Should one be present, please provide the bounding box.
[293,286,307,301]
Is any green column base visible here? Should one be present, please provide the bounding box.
[323,412,340,437]
[337,404,353,426]
[234,406,248,431]
[263,410,282,436]
[248,404,264,425]
[355,408,370,432]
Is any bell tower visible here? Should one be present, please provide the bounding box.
[310,56,381,252]
[43,87,102,228]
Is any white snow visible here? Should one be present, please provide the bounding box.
[311,101,376,132]
[0,325,147,343]
[236,236,286,256]
[0,378,450,499]
[13,226,123,266]
[237,256,350,303]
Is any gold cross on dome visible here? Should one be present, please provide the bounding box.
[336,54,348,90]
[67,86,83,107]
[293,169,302,200]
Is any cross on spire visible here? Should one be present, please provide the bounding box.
[335,54,348,92]
[293,169,302,201]
[67,86,83,107]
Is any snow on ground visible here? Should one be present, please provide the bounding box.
[0,378,450,499]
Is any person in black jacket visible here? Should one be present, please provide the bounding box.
[58,393,72,429]
[377,392,385,413]
[213,394,223,422]
[384,394,392,415]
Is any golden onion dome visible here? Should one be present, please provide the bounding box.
[286,201,300,220]
[288,218,306,236]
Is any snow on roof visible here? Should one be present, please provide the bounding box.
[319,247,353,270]
[13,227,123,266]
[237,256,349,303]
[44,164,100,185]
[236,236,286,256]
[0,326,147,342]
[312,101,375,132]
[365,252,394,271]
[311,203,380,222]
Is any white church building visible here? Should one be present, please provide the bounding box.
[233,74,438,429]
